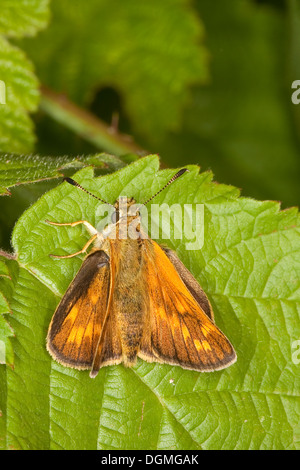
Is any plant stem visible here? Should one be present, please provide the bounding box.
[39,85,147,157]
[0,250,16,260]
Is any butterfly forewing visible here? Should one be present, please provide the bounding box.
[139,240,236,371]
[47,250,111,369]
[162,247,214,322]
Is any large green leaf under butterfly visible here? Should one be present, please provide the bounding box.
[0,156,299,449]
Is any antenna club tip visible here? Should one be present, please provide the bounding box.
[178,168,189,176]
[172,168,189,180]
[63,177,78,186]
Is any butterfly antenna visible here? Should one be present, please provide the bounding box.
[141,168,189,207]
[63,177,114,208]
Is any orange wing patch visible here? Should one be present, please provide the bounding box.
[47,250,111,369]
[139,240,236,371]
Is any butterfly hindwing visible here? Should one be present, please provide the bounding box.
[90,308,123,377]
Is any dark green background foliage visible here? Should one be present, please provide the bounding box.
[0,0,299,450]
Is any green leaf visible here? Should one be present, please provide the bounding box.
[0,37,39,154]
[0,0,50,153]
[0,153,128,195]
[0,155,299,449]
[0,260,14,375]
[0,0,49,38]
[0,293,13,366]
[21,0,208,140]
[0,365,7,449]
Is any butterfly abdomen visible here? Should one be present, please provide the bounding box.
[111,238,148,366]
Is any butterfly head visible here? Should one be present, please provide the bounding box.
[112,197,139,223]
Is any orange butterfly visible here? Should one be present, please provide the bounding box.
[46,170,236,378]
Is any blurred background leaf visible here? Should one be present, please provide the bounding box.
[22,0,209,142]
[0,0,49,37]
[0,0,50,154]
[16,0,299,209]
[160,0,300,208]
[0,37,39,154]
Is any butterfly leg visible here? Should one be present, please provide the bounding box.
[49,233,98,259]
[45,219,98,237]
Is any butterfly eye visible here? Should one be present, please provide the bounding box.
[111,211,119,223]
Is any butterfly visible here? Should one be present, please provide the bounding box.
[46,169,236,378]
